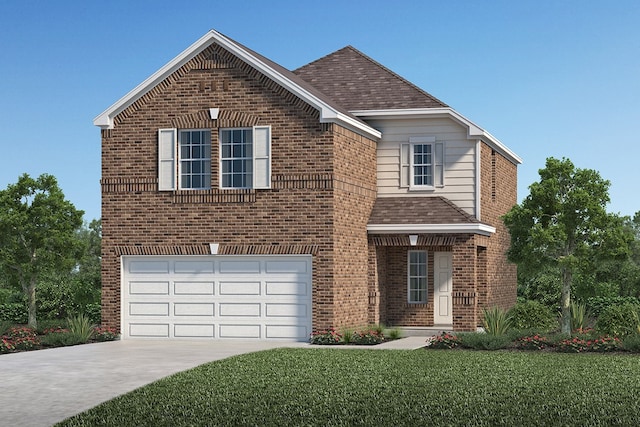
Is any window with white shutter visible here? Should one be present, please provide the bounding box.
[400,136,445,190]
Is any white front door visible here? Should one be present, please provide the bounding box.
[433,252,453,325]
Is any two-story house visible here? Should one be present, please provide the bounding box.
[94,29,521,340]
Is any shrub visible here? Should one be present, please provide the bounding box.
[586,296,640,318]
[508,300,557,331]
[458,333,512,350]
[350,329,385,345]
[66,314,95,343]
[93,326,119,342]
[85,303,102,324]
[513,334,549,351]
[386,328,403,340]
[310,328,343,345]
[595,303,640,337]
[40,330,73,347]
[482,306,512,335]
[425,332,459,349]
[0,303,28,324]
[622,335,640,353]
[0,337,15,353]
[570,301,590,331]
[555,336,621,353]
[340,327,355,344]
[5,326,40,351]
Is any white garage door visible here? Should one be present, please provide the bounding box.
[121,255,312,341]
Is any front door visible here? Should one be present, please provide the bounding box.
[433,252,453,325]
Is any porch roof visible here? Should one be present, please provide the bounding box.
[367,197,495,236]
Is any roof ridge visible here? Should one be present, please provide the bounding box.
[339,46,449,109]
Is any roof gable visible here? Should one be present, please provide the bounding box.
[94,30,380,139]
[294,46,448,111]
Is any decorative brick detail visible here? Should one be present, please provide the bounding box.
[218,244,319,255]
[171,189,256,204]
[101,178,157,193]
[115,245,211,256]
[370,235,457,247]
[272,174,333,190]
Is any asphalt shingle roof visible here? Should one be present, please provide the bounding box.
[368,197,480,225]
[294,46,449,111]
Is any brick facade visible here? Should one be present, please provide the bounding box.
[100,45,377,332]
[99,34,519,336]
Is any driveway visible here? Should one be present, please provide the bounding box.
[0,339,307,427]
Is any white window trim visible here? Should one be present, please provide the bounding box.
[401,136,444,190]
[177,129,212,191]
[218,126,272,190]
[407,250,428,304]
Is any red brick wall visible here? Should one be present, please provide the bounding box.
[479,143,518,315]
[100,45,377,333]
[331,126,377,329]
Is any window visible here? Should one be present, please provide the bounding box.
[220,126,271,189]
[401,137,444,189]
[157,125,271,191]
[408,250,428,303]
[179,129,211,189]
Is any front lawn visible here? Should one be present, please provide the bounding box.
[58,348,640,426]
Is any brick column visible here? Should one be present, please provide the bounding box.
[452,235,478,331]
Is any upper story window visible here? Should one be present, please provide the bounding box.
[157,125,271,191]
[179,129,211,190]
[401,136,444,190]
[220,126,271,189]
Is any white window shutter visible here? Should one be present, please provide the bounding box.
[253,126,271,189]
[435,142,445,187]
[158,128,177,191]
[400,143,410,188]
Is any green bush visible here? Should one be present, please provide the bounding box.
[586,296,640,318]
[0,302,28,323]
[85,303,101,324]
[622,335,640,353]
[457,333,512,350]
[66,314,95,343]
[482,306,512,335]
[570,301,590,331]
[596,303,640,337]
[508,300,557,331]
[350,329,385,345]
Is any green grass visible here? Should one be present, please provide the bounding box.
[58,348,640,426]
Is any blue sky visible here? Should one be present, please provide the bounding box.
[1,1,638,222]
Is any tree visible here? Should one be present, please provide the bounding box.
[75,219,102,289]
[503,158,631,333]
[0,173,84,328]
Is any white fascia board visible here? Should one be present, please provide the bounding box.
[352,108,522,165]
[367,223,496,236]
[94,31,218,129]
[94,30,381,140]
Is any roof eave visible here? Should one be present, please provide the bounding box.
[367,223,496,236]
[94,30,381,140]
[351,107,522,165]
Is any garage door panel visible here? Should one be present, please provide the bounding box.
[266,281,307,296]
[219,260,261,274]
[122,255,311,341]
[129,323,169,337]
[266,260,308,274]
[174,303,215,316]
[266,325,308,339]
[220,303,261,317]
[266,303,308,317]
[174,281,214,295]
[175,261,214,274]
[174,324,215,338]
[129,281,170,295]
[219,281,260,295]
[129,261,170,274]
[219,324,261,338]
[129,302,169,316]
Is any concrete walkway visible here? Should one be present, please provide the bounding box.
[0,336,429,427]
